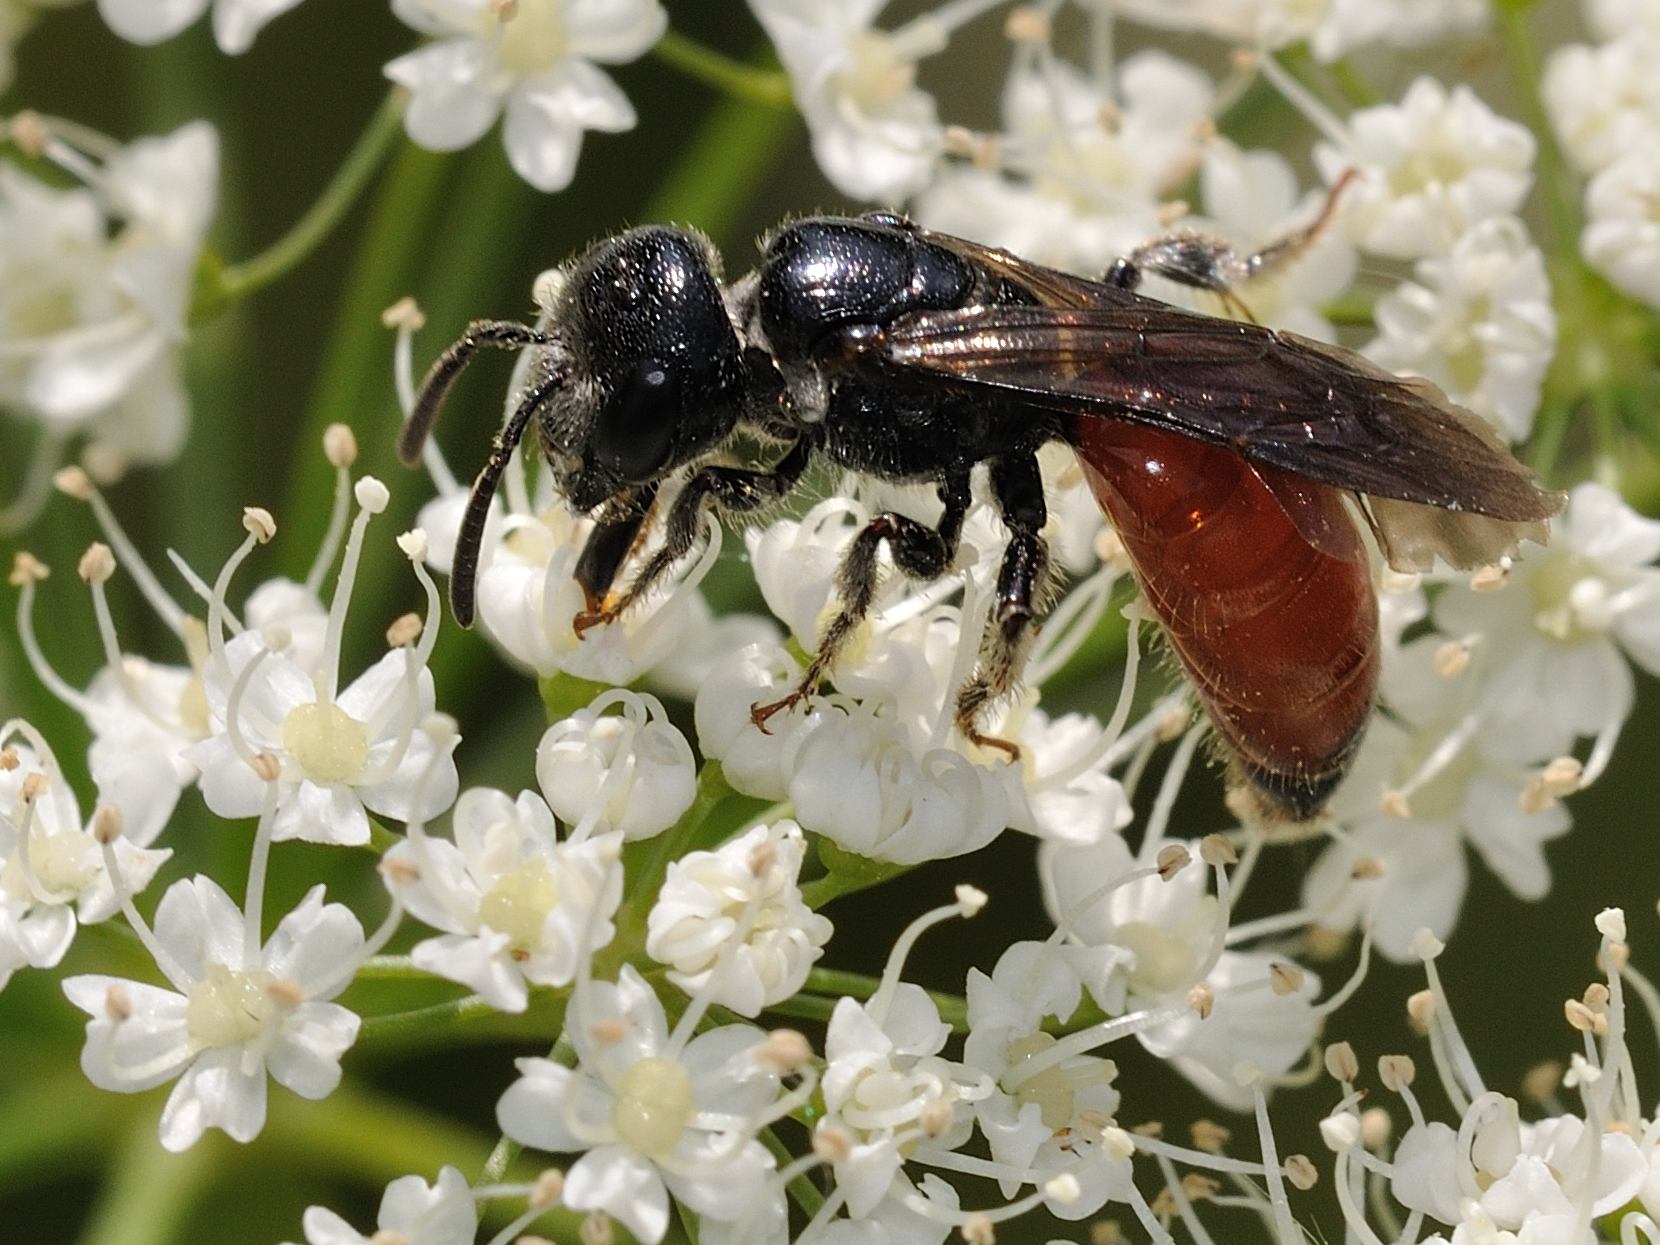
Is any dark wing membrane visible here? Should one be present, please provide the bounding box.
[882,301,1562,522]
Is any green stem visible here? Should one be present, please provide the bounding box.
[207,91,406,311]
[608,763,735,961]
[1495,4,1580,253]
[651,31,793,110]
[355,954,426,979]
[1324,56,1381,108]
[761,1127,825,1214]
[75,1119,220,1245]
[803,967,970,1032]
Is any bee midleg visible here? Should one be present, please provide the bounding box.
[955,453,1052,758]
[598,434,813,620]
[753,467,971,723]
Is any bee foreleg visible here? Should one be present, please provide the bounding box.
[576,434,812,632]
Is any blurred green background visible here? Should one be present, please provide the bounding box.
[2,2,1659,1242]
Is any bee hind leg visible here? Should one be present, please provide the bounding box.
[953,455,1054,761]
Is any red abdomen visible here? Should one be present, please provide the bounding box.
[1065,418,1379,818]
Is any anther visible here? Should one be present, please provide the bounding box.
[1199,834,1237,867]
[1324,1042,1359,1083]
[243,507,277,543]
[386,613,423,648]
[91,804,124,844]
[9,552,49,586]
[530,1168,565,1208]
[1156,843,1191,879]
[1284,1154,1317,1191]
[380,297,426,333]
[1377,1055,1415,1091]
[78,543,116,585]
[1188,982,1215,1019]
[53,466,93,500]
[323,424,359,468]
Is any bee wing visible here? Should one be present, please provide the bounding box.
[881,301,1564,535]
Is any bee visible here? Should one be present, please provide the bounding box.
[398,209,1561,821]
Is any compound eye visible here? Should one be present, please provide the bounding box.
[595,360,680,482]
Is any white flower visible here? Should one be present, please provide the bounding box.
[1582,153,1660,308]
[964,942,1131,1220]
[385,0,666,192]
[1393,1102,1646,1238]
[1044,834,1321,1109]
[1302,717,1569,960]
[1309,0,1486,62]
[1365,217,1555,442]
[1544,34,1660,178]
[646,821,832,1017]
[97,0,302,53]
[188,631,457,846]
[1316,79,1534,259]
[1008,710,1133,848]
[63,876,363,1151]
[695,642,829,801]
[474,498,723,684]
[384,788,623,1012]
[497,966,783,1244]
[1428,482,1660,762]
[185,487,458,847]
[748,0,942,201]
[535,691,695,840]
[0,121,217,522]
[1585,0,1660,40]
[916,53,1210,277]
[788,704,1010,865]
[0,733,170,990]
[286,1166,477,1245]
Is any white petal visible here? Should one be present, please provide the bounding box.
[564,1146,670,1244]
[97,0,207,44]
[211,0,305,53]
[154,875,248,978]
[411,931,529,1012]
[267,1002,360,1098]
[496,1057,592,1152]
[160,1046,268,1150]
[385,39,504,152]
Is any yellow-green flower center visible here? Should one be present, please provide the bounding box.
[612,1056,695,1159]
[281,701,370,785]
[186,963,279,1048]
[476,857,558,954]
[497,0,568,75]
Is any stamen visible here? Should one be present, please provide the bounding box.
[869,886,986,1026]
[1027,564,1118,685]
[1238,1065,1300,1245]
[1029,617,1144,793]
[1412,929,1486,1106]
[165,549,241,634]
[305,430,357,596]
[931,570,982,750]
[11,556,93,713]
[1138,725,1202,865]
[0,428,68,533]
[58,469,186,636]
[1151,1152,1222,1245]
[1001,999,1191,1092]
[224,648,277,769]
[207,511,275,685]
[242,780,281,961]
[97,838,194,992]
[1256,50,1352,149]
[629,515,725,652]
[1395,711,1480,801]
[320,479,387,701]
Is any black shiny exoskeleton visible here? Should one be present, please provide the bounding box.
[398,210,1559,817]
